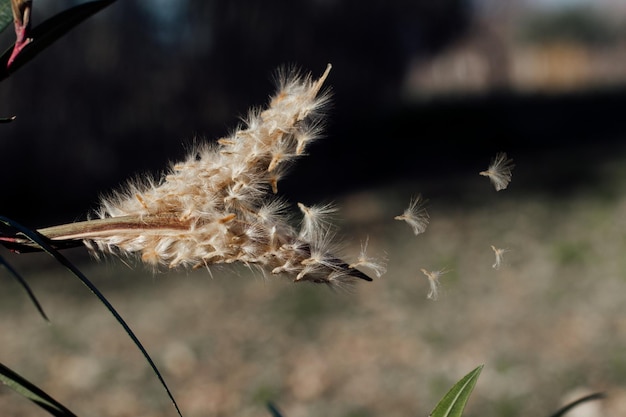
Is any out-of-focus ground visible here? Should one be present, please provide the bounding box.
[3,144,626,417]
[3,1,626,416]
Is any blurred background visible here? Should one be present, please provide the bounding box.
[1,0,626,225]
[3,1,626,417]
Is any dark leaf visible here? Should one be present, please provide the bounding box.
[0,361,78,417]
[0,216,184,417]
[267,402,285,417]
[0,252,49,321]
[0,0,12,34]
[0,0,117,80]
[548,392,605,417]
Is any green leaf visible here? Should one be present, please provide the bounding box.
[0,361,78,417]
[0,252,49,321]
[0,0,12,34]
[430,364,483,417]
[0,0,117,81]
[0,216,184,417]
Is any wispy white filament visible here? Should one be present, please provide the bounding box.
[480,152,515,191]
[420,268,448,300]
[491,245,509,270]
[395,195,429,236]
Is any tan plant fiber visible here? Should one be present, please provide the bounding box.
[479,152,515,191]
[420,268,449,301]
[13,64,378,287]
[394,194,429,236]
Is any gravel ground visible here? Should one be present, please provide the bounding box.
[3,147,626,417]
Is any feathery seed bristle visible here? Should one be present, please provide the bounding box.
[30,64,376,287]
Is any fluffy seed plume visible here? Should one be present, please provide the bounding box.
[420,268,448,300]
[297,202,337,241]
[3,64,375,287]
[395,195,429,236]
[480,152,515,191]
[491,245,509,270]
[349,236,387,278]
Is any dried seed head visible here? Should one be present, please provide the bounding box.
[43,64,374,287]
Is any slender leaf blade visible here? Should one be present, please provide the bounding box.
[0,0,12,34]
[0,252,49,321]
[0,361,78,417]
[430,364,483,417]
[267,402,285,417]
[548,392,605,417]
[0,0,117,80]
[0,216,184,417]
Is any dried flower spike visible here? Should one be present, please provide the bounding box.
[395,195,429,236]
[491,245,509,269]
[420,268,448,300]
[2,64,375,287]
[480,152,514,191]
